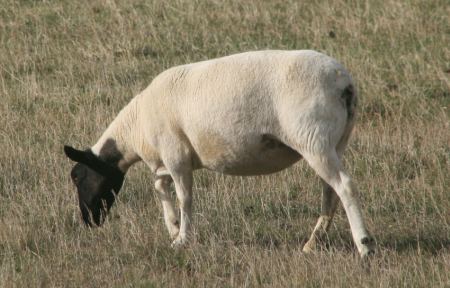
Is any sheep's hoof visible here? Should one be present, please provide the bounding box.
[171,235,188,248]
[302,239,317,254]
[360,236,376,258]
[168,220,180,240]
[169,230,180,240]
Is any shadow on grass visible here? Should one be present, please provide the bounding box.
[381,235,450,255]
[222,228,450,256]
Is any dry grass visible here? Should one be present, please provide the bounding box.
[0,0,449,287]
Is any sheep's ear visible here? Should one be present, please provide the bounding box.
[64,145,88,163]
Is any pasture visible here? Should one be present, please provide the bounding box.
[0,0,449,286]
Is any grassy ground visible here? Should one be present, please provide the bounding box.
[0,0,449,286]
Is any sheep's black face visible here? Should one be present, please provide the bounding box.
[64,146,124,227]
[70,162,119,226]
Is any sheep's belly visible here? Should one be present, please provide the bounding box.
[196,135,302,176]
[219,149,301,176]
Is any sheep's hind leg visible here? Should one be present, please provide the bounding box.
[155,176,180,239]
[303,180,339,253]
[303,150,375,258]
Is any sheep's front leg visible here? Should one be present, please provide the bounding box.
[303,181,339,253]
[154,176,180,239]
[169,166,193,247]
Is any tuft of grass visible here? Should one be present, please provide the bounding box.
[0,0,449,286]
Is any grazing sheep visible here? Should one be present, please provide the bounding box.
[64,50,375,257]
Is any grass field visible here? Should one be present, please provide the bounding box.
[0,0,449,286]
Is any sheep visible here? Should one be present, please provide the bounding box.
[64,50,375,258]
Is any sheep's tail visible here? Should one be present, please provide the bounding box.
[341,84,357,122]
[336,83,357,154]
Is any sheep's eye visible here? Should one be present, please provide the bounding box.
[71,165,87,185]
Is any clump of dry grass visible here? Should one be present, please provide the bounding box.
[0,0,449,287]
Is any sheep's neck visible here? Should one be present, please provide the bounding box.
[91,98,141,172]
